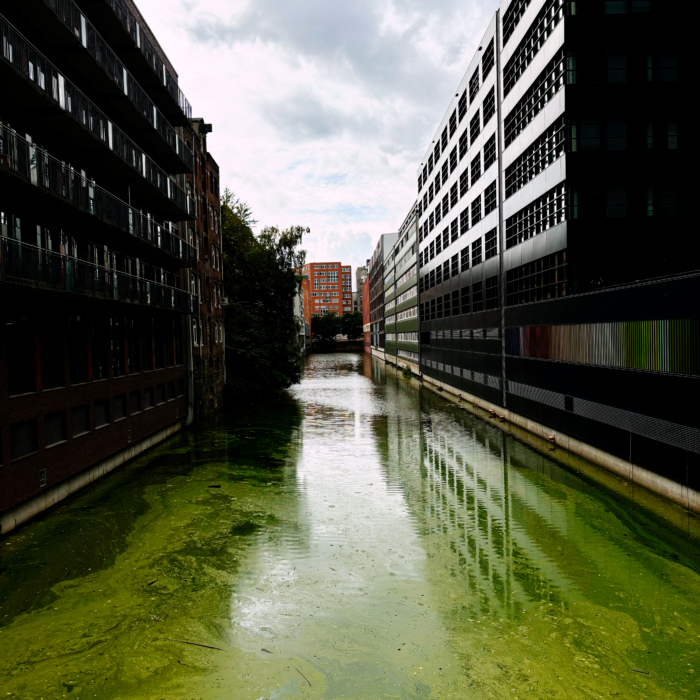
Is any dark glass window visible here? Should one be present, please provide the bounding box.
[607,51,628,82]
[443,293,451,318]
[460,208,469,235]
[449,147,458,173]
[10,419,38,460]
[606,187,628,217]
[452,291,460,316]
[459,130,469,160]
[461,246,470,272]
[458,91,467,121]
[472,237,483,266]
[483,87,496,125]
[469,69,480,102]
[461,286,471,314]
[482,40,495,79]
[472,281,483,312]
[484,182,497,216]
[459,170,469,197]
[506,250,567,305]
[485,228,498,259]
[450,219,459,242]
[471,154,481,184]
[470,112,481,143]
[486,276,499,309]
[607,120,628,150]
[114,394,127,420]
[94,398,110,426]
[451,254,459,277]
[45,411,66,447]
[506,182,567,248]
[449,110,457,138]
[71,404,90,437]
[130,390,142,415]
[471,197,482,227]
[483,134,497,171]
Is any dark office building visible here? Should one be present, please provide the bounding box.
[368,233,397,360]
[417,1,696,510]
[0,0,199,531]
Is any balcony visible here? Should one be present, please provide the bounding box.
[0,14,195,222]
[78,0,192,126]
[0,237,195,313]
[5,0,194,175]
[0,126,197,268]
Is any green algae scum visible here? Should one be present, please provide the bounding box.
[0,354,699,699]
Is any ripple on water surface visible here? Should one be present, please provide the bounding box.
[0,352,698,699]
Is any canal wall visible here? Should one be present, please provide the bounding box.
[418,373,699,514]
[0,421,183,536]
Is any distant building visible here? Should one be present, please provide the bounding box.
[294,277,310,356]
[368,234,398,361]
[352,291,359,314]
[354,266,368,316]
[300,262,353,325]
[362,274,371,353]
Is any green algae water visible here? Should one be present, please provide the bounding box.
[1,354,699,699]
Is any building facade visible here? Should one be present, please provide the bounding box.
[0,0,201,532]
[368,233,398,360]
[300,261,353,324]
[414,0,695,511]
[384,204,419,374]
[362,274,371,353]
[186,119,224,420]
[354,265,368,317]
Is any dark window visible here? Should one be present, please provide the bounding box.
[471,153,481,184]
[485,276,499,309]
[435,205,442,226]
[111,318,125,377]
[95,398,110,427]
[451,254,459,277]
[461,246,470,272]
[485,228,498,259]
[450,219,459,243]
[470,112,481,142]
[435,173,441,194]
[449,110,457,138]
[434,141,441,162]
[41,322,65,390]
[429,269,435,288]
[442,260,450,281]
[471,197,482,226]
[484,182,497,216]
[114,394,127,420]
[168,380,176,401]
[418,173,423,192]
[94,317,111,379]
[459,130,469,160]
[607,120,628,150]
[483,134,497,171]
[605,0,626,12]
[7,323,36,395]
[503,0,532,45]
[506,250,568,306]
[428,154,434,173]
[441,160,449,182]
[565,395,574,412]
[436,296,443,319]
[443,293,451,318]
[436,265,442,285]
[452,290,460,316]
[72,404,90,437]
[449,147,457,173]
[441,127,448,151]
[482,85,495,129]
[430,298,436,320]
[461,285,471,314]
[579,119,602,150]
[458,91,468,121]
[156,384,166,405]
[45,411,66,447]
[450,183,458,208]
[39,469,47,487]
[442,228,449,250]
[606,187,628,217]
[10,419,38,460]
[607,50,628,83]
[460,208,469,235]
[460,170,469,197]
[469,68,480,102]
[130,390,142,415]
[177,378,185,397]
[482,39,495,79]
[429,212,435,231]
[429,183,435,202]
[506,182,567,248]
[442,194,449,217]
[657,185,679,216]
[472,237,483,266]
[472,281,483,312]
[435,234,441,256]
[657,53,678,82]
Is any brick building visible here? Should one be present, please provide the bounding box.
[300,262,353,325]
[0,0,202,532]
[185,119,224,419]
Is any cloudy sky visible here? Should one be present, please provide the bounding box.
[139,0,498,287]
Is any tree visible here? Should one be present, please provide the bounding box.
[311,313,340,343]
[220,189,308,396]
[341,311,363,340]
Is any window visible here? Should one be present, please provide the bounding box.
[484,182,497,216]
[114,394,127,420]
[458,91,467,121]
[482,39,495,79]
[442,228,449,250]
[483,134,497,171]
[461,246,470,272]
[168,381,176,401]
[434,141,441,162]
[469,68,480,102]
[441,126,448,151]
[72,405,90,437]
[657,185,679,216]
[435,204,442,226]
[449,110,457,138]
[177,378,185,397]
[459,130,469,160]
[657,54,678,82]
[471,154,481,184]
[452,290,460,316]
[450,219,459,243]
[485,228,498,259]
[130,390,142,415]
[503,0,532,45]
[506,251,567,306]
[606,120,628,150]
[45,411,66,447]
[430,298,436,320]
[471,197,482,226]
[472,281,483,312]
[448,184,458,211]
[436,296,443,319]
[461,285,471,314]
[451,254,459,277]
[429,240,435,260]
[667,122,677,149]
[449,147,457,174]
[486,276,499,309]
[506,182,567,248]
[11,419,38,460]
[428,154,434,173]
[436,265,442,286]
[470,112,481,143]
[483,87,496,125]
[460,208,469,235]
[443,260,450,281]
[607,50,628,83]
[606,186,628,217]
[156,384,166,405]
[472,237,483,266]
[442,194,449,217]
[95,399,110,426]
[459,170,469,197]
[605,0,627,12]
[143,387,155,410]
[506,116,565,197]
[503,0,565,96]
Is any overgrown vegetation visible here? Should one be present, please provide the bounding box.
[220,189,307,396]
[310,311,363,345]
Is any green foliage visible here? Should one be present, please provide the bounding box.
[220,189,308,396]
[341,311,363,340]
[311,313,340,343]
[402,365,412,380]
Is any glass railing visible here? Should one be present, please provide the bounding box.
[101,0,192,119]
[42,0,193,172]
[0,125,197,265]
[0,14,195,219]
[0,237,195,313]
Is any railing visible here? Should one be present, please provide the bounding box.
[0,125,197,265]
[0,237,195,313]
[101,0,192,119]
[42,0,193,172]
[0,14,195,218]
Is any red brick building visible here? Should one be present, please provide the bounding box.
[300,262,353,326]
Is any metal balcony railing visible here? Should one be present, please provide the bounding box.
[0,14,195,219]
[42,0,193,172]
[0,126,197,266]
[0,237,195,313]
[101,0,192,120]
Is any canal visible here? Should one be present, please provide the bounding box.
[1,353,699,699]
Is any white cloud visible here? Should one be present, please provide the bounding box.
[136,0,498,284]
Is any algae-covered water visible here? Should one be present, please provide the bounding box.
[1,353,699,699]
